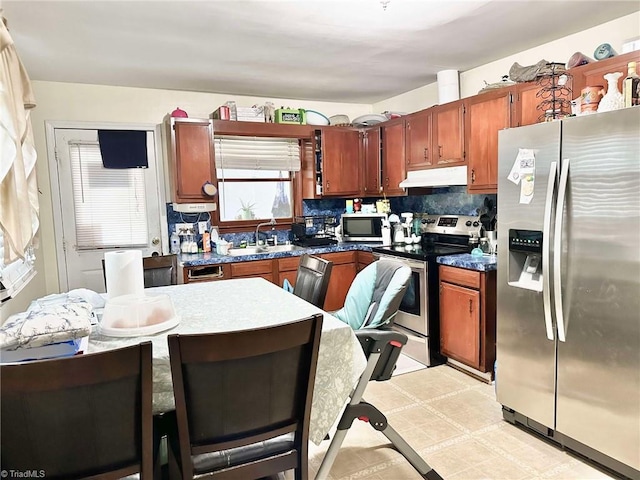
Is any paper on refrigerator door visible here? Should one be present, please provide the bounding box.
[507,148,536,204]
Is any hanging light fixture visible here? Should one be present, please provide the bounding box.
[380,0,390,11]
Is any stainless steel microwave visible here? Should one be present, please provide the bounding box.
[340,213,386,242]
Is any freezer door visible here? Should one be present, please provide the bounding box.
[496,122,560,429]
[557,108,640,471]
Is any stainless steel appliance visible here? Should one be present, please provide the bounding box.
[496,108,640,480]
[340,213,386,242]
[372,214,482,366]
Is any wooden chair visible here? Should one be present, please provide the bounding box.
[102,253,178,289]
[166,313,323,480]
[0,342,153,479]
[292,254,333,308]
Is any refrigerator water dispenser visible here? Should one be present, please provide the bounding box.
[507,229,543,292]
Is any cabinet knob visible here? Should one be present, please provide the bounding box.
[469,299,473,314]
[471,169,476,183]
[326,181,330,192]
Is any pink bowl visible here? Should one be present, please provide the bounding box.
[171,107,188,118]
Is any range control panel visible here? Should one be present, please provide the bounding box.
[419,214,483,237]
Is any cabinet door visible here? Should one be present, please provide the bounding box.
[440,282,480,369]
[515,82,545,127]
[432,100,465,165]
[465,88,513,193]
[570,51,640,101]
[170,119,216,202]
[362,128,381,197]
[323,261,357,311]
[322,128,361,196]
[405,110,432,170]
[381,120,406,196]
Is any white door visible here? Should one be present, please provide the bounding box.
[53,128,163,292]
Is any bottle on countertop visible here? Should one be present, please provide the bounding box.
[202,230,211,253]
[623,62,640,108]
[170,231,181,255]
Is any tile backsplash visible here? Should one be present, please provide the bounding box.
[166,187,496,250]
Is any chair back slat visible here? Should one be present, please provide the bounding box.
[293,254,333,308]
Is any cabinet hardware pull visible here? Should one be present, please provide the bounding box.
[469,299,473,314]
[438,145,443,158]
[471,169,476,183]
[424,147,428,160]
[326,181,330,191]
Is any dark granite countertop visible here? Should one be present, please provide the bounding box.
[436,253,498,272]
[180,242,380,267]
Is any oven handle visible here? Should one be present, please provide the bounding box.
[372,252,426,270]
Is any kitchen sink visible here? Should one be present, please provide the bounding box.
[227,247,263,256]
[226,244,306,256]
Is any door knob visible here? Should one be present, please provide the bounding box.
[151,237,160,246]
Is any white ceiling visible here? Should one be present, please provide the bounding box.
[3,0,639,104]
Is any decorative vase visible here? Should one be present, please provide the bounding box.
[597,72,624,112]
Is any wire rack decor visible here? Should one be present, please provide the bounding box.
[536,62,572,121]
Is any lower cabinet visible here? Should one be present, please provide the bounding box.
[184,251,360,311]
[438,265,496,374]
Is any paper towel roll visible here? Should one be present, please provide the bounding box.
[437,69,460,104]
[104,250,144,299]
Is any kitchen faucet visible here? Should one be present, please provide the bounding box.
[255,218,277,245]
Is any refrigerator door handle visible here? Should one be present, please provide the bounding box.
[554,158,570,342]
[542,161,557,341]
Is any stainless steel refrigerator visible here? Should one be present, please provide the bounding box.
[496,107,640,480]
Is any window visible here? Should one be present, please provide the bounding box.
[214,136,300,224]
[69,142,149,248]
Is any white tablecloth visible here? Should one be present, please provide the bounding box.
[88,278,367,445]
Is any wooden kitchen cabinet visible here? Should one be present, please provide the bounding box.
[432,100,465,166]
[570,50,640,102]
[321,251,357,312]
[320,128,361,197]
[361,127,381,197]
[380,119,406,196]
[465,88,514,193]
[165,117,217,203]
[405,109,432,170]
[277,256,301,290]
[439,265,496,375]
[228,259,274,283]
[356,251,375,271]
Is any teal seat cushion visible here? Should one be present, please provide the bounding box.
[333,263,376,330]
[333,260,411,330]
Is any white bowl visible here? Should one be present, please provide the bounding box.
[305,110,330,126]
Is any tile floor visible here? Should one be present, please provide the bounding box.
[301,362,620,480]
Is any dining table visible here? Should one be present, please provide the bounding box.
[88,277,367,445]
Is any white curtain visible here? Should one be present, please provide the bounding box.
[0,17,39,264]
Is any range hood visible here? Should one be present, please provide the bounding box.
[399,166,467,188]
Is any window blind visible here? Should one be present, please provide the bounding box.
[214,136,301,171]
[69,142,148,249]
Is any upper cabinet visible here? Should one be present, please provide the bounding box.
[380,119,407,196]
[405,109,432,170]
[319,127,361,197]
[570,51,640,101]
[432,100,465,166]
[165,117,217,203]
[465,88,514,193]
[361,127,381,196]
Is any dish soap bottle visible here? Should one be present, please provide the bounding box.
[170,230,180,255]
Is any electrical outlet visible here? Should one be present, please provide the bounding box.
[198,221,208,234]
[175,223,193,234]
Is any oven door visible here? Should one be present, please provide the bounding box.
[371,253,428,335]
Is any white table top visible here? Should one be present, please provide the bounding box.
[88,278,367,445]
